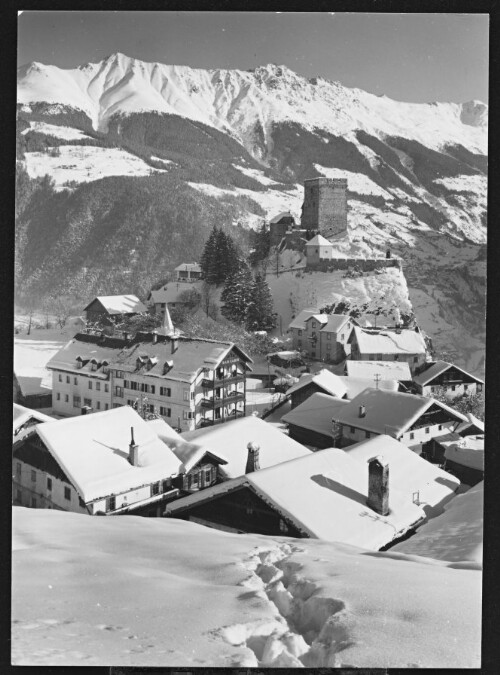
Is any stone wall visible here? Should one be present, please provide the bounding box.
[301,177,348,237]
[306,258,402,272]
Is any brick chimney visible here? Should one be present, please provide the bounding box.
[245,442,261,473]
[128,426,139,466]
[367,455,389,516]
[358,404,366,418]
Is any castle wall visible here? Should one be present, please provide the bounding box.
[307,258,402,273]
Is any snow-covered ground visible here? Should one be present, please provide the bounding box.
[14,325,73,395]
[12,507,481,668]
[21,120,91,141]
[314,164,394,200]
[267,266,412,330]
[24,145,166,188]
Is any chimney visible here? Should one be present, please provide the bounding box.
[171,336,179,354]
[367,455,389,516]
[395,323,401,334]
[152,331,158,344]
[128,426,139,466]
[245,442,261,473]
[358,405,366,418]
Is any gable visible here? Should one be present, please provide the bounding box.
[83,298,107,314]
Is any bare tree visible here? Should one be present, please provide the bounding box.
[52,296,73,329]
[200,282,218,319]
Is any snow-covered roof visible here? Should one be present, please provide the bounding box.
[332,388,467,437]
[413,360,484,386]
[350,326,427,355]
[288,309,320,330]
[281,392,349,437]
[167,445,425,549]
[181,416,311,479]
[456,413,485,436]
[36,406,183,503]
[149,281,202,305]
[165,439,228,474]
[145,418,182,443]
[13,404,54,436]
[346,360,412,381]
[85,295,147,315]
[174,263,202,273]
[270,211,294,224]
[338,376,399,399]
[320,314,354,333]
[305,234,333,247]
[344,435,460,511]
[443,436,484,471]
[392,481,483,564]
[47,333,252,384]
[286,369,347,398]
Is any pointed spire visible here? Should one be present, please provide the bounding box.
[157,304,175,336]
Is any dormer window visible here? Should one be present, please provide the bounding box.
[163,360,174,375]
[147,356,158,371]
[90,359,98,372]
[101,360,109,374]
[76,356,83,369]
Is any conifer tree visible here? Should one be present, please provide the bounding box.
[247,273,277,331]
[200,226,220,284]
[221,263,255,325]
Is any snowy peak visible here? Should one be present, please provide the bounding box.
[17,53,488,153]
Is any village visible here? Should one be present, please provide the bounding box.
[13,174,484,553]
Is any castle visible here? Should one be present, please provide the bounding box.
[269,176,348,248]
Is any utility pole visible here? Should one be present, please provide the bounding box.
[374,373,381,390]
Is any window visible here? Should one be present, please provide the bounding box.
[162,479,170,493]
[183,390,190,401]
[91,362,97,372]
[130,381,138,391]
[425,427,430,434]
[151,482,160,496]
[438,424,442,430]
[47,477,52,491]
[183,411,194,420]
[365,431,371,439]
[160,406,171,417]
[115,371,124,379]
[150,385,155,395]
[160,386,171,397]
[105,403,109,411]
[31,497,37,508]
[477,384,483,393]
[108,495,116,511]
[205,468,211,483]
[279,519,289,533]
[464,384,469,391]
[327,333,331,340]
[64,486,71,501]
[350,426,355,434]
[96,401,101,410]
[413,357,418,363]
[451,385,456,391]
[96,382,101,391]
[312,322,316,329]
[65,394,69,403]
[88,381,92,390]
[56,393,60,401]
[73,395,81,408]
[66,375,70,384]
[326,343,331,351]
[191,472,199,486]
[16,462,21,476]
[147,404,154,414]
[74,377,78,385]
[410,432,415,440]
[114,386,124,397]
[84,397,92,407]
[104,384,109,393]
[298,329,302,336]
[31,470,36,482]
[58,374,62,382]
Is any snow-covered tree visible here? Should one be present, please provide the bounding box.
[247,273,277,331]
[221,264,255,325]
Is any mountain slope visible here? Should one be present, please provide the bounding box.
[15,53,487,374]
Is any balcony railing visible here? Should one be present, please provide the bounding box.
[199,410,245,427]
[201,372,245,389]
[200,391,245,408]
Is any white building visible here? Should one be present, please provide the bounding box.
[348,326,428,373]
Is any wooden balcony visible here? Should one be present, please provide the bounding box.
[199,410,245,427]
[200,391,245,408]
[201,372,245,389]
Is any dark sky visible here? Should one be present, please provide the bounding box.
[17,11,489,103]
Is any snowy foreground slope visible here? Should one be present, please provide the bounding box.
[12,508,481,668]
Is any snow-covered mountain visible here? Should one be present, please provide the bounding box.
[16,53,487,374]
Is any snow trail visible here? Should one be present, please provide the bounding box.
[220,542,355,668]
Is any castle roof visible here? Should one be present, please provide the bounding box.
[305,234,333,247]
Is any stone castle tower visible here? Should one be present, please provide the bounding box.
[300,177,348,238]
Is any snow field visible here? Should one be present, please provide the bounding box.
[12,508,481,668]
[24,145,166,187]
[314,164,394,200]
[21,121,91,141]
